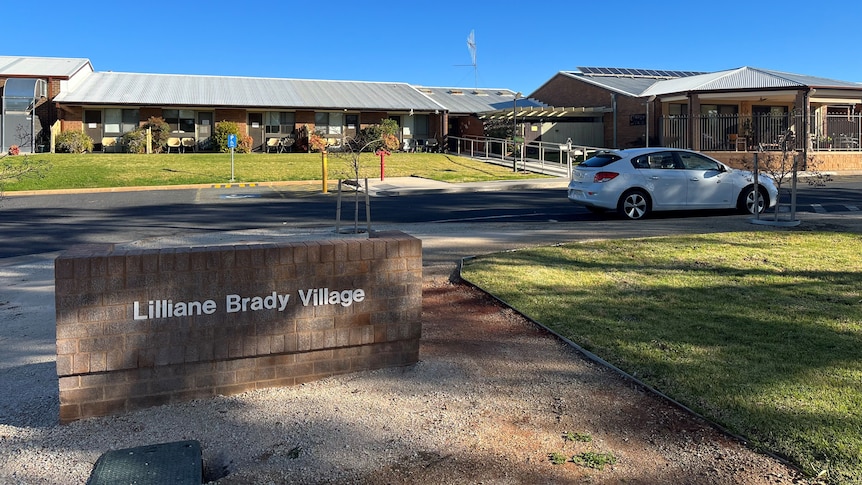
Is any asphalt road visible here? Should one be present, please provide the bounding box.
[0,176,860,260]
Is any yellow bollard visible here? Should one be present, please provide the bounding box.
[321,150,328,193]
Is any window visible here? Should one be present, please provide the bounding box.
[668,104,688,117]
[413,114,430,138]
[700,105,737,116]
[315,112,343,135]
[265,112,295,134]
[632,152,678,169]
[84,110,101,125]
[163,109,195,133]
[104,108,140,134]
[581,153,621,167]
[346,114,358,130]
[677,151,721,170]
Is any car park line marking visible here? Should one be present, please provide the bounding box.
[221,194,262,199]
[212,183,258,189]
[811,204,827,213]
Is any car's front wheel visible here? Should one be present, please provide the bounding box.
[737,185,768,214]
[618,190,650,220]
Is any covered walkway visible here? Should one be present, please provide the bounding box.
[1,78,47,154]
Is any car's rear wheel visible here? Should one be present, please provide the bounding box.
[618,190,650,220]
[738,185,768,214]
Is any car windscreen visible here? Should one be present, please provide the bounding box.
[580,154,621,168]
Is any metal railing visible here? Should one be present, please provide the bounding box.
[659,112,862,152]
[446,135,605,177]
[811,113,861,151]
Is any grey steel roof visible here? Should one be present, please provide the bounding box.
[0,56,91,78]
[559,71,663,97]
[53,72,448,111]
[754,68,862,88]
[641,66,862,97]
[413,86,546,114]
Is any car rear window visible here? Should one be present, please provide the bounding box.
[580,154,621,168]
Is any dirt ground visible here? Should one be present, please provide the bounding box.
[361,274,810,485]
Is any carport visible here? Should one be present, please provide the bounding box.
[1,78,46,154]
[479,105,612,146]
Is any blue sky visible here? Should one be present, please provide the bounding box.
[5,0,860,94]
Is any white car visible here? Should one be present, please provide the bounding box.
[567,148,778,220]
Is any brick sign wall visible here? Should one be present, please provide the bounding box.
[54,232,422,423]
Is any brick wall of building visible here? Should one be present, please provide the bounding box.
[530,74,649,148]
[139,108,161,123]
[55,232,422,423]
[711,151,862,172]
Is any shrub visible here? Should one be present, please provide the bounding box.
[309,133,327,152]
[238,134,253,154]
[213,121,241,153]
[121,129,148,154]
[143,116,170,153]
[56,130,94,153]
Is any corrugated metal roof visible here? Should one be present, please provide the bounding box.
[413,86,545,114]
[54,72,448,111]
[0,56,91,78]
[641,67,862,97]
[757,68,862,88]
[559,71,662,97]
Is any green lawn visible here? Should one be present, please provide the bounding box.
[461,232,862,484]
[0,152,545,191]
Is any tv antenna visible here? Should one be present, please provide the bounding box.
[455,30,478,88]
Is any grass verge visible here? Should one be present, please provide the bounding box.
[0,152,547,191]
[461,232,862,484]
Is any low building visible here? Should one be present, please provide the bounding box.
[0,56,92,153]
[1,56,536,155]
[530,67,862,171]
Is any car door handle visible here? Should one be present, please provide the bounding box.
[650,176,661,180]
[690,177,700,181]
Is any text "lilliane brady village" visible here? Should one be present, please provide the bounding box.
[132,288,366,320]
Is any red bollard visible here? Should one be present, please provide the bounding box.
[376,149,390,181]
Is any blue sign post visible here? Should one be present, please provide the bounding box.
[227,134,237,182]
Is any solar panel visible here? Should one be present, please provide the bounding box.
[577,67,705,79]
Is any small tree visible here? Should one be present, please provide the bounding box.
[739,129,826,223]
[348,120,399,153]
[330,125,399,233]
[143,116,170,153]
[803,155,832,188]
[0,155,51,200]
